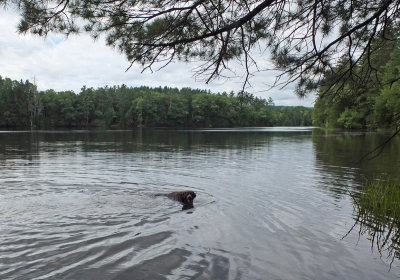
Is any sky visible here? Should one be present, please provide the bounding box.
[0,9,315,107]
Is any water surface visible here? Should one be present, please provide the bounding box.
[0,128,399,279]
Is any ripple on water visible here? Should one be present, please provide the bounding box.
[1,130,400,279]
[0,179,218,280]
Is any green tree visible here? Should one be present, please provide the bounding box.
[78,87,96,127]
[166,93,189,127]
[0,75,312,129]
[40,89,60,127]
[57,91,78,126]
[128,91,168,127]
[191,93,216,127]
[374,46,400,127]
[313,31,400,129]
[0,76,34,127]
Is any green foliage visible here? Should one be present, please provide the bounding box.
[313,36,400,129]
[357,179,400,222]
[0,76,313,129]
[351,178,400,261]
[373,47,400,128]
[337,109,363,129]
[129,91,169,126]
[0,76,39,127]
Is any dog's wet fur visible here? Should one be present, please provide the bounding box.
[158,191,197,210]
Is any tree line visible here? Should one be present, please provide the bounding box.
[0,76,312,129]
[313,33,400,130]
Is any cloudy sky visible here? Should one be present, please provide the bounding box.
[0,9,315,107]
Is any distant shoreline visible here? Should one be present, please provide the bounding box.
[0,76,313,129]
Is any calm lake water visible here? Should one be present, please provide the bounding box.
[0,128,399,279]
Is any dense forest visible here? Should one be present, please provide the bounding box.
[313,35,400,130]
[0,76,312,129]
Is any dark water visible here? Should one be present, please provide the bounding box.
[0,128,399,279]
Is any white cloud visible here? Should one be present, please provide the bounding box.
[0,9,315,107]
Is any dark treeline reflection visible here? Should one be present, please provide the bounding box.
[312,129,400,182]
[2,128,397,177]
[0,76,312,129]
[0,128,312,156]
[312,129,400,262]
[350,193,400,265]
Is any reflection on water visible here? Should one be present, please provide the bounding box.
[0,128,400,279]
[344,179,400,266]
[312,129,400,267]
[312,129,400,180]
[348,199,400,266]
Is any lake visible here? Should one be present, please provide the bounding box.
[0,128,399,279]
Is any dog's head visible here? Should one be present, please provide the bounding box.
[184,191,196,205]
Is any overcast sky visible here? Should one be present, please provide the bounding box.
[0,9,315,107]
